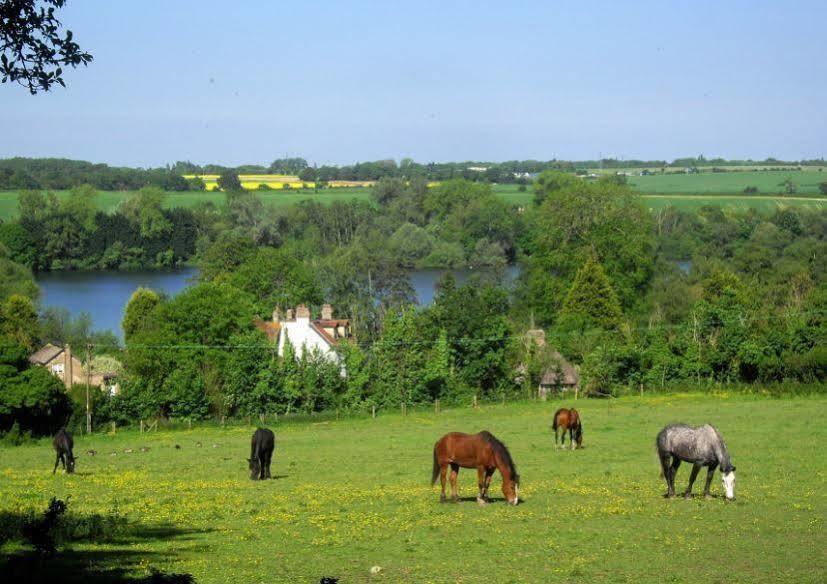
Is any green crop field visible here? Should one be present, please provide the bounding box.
[640,194,826,212]
[0,188,375,221]
[1,394,824,583]
[1,183,825,222]
[629,170,826,195]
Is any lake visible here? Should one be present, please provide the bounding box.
[36,265,520,339]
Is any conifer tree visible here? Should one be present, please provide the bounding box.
[561,257,622,329]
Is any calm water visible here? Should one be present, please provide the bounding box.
[36,265,521,338]
[36,268,199,338]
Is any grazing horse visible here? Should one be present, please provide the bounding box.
[552,408,582,449]
[52,427,75,474]
[248,428,275,480]
[657,423,736,500]
[431,431,520,505]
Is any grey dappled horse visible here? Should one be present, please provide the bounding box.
[656,424,736,500]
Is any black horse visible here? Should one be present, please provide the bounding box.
[52,427,75,474]
[248,428,275,480]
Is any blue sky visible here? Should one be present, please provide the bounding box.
[1,0,825,167]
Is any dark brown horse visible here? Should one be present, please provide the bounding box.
[431,431,519,505]
[552,408,582,449]
[52,427,75,474]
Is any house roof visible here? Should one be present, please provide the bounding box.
[314,319,350,327]
[540,351,579,386]
[253,319,281,342]
[29,343,64,365]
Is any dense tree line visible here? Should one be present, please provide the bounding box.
[1,172,825,432]
[103,174,826,422]
[0,186,199,270]
[0,158,204,191]
[5,157,824,192]
[0,248,72,436]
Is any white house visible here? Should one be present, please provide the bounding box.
[255,303,352,365]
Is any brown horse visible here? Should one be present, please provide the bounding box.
[552,408,582,450]
[431,431,520,505]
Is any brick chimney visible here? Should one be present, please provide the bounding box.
[296,304,310,322]
[64,344,74,389]
[321,303,333,320]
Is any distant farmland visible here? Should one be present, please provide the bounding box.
[628,169,826,195]
[1,172,826,221]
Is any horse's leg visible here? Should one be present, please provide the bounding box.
[554,426,558,448]
[667,458,681,497]
[264,451,272,479]
[483,468,495,501]
[684,463,701,498]
[476,467,486,504]
[439,464,448,503]
[569,427,575,450]
[449,463,459,502]
[658,453,671,497]
[53,452,60,474]
[560,427,566,448]
[703,463,717,499]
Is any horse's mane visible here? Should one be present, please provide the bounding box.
[479,431,519,484]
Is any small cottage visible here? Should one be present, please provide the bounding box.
[538,351,580,399]
[28,343,84,388]
[257,303,352,366]
[29,343,121,394]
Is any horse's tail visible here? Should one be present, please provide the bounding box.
[431,446,440,486]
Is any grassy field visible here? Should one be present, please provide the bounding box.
[491,184,826,212]
[639,194,826,212]
[629,170,826,195]
[1,179,825,221]
[1,394,824,583]
[0,188,374,221]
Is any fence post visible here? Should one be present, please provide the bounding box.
[221,415,225,426]
[640,382,644,397]
[187,418,192,430]
[140,419,144,434]
[435,399,439,415]
[473,395,478,409]
[372,405,376,419]
[259,413,265,424]
[111,421,116,434]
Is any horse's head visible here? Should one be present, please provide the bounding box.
[721,467,736,500]
[503,475,520,506]
[66,453,76,474]
[248,458,260,480]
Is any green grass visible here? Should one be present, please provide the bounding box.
[629,170,827,195]
[1,180,825,221]
[640,194,826,212]
[0,188,374,221]
[1,394,824,582]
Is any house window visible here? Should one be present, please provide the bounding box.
[51,363,64,375]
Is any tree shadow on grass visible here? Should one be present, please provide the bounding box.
[0,506,210,583]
